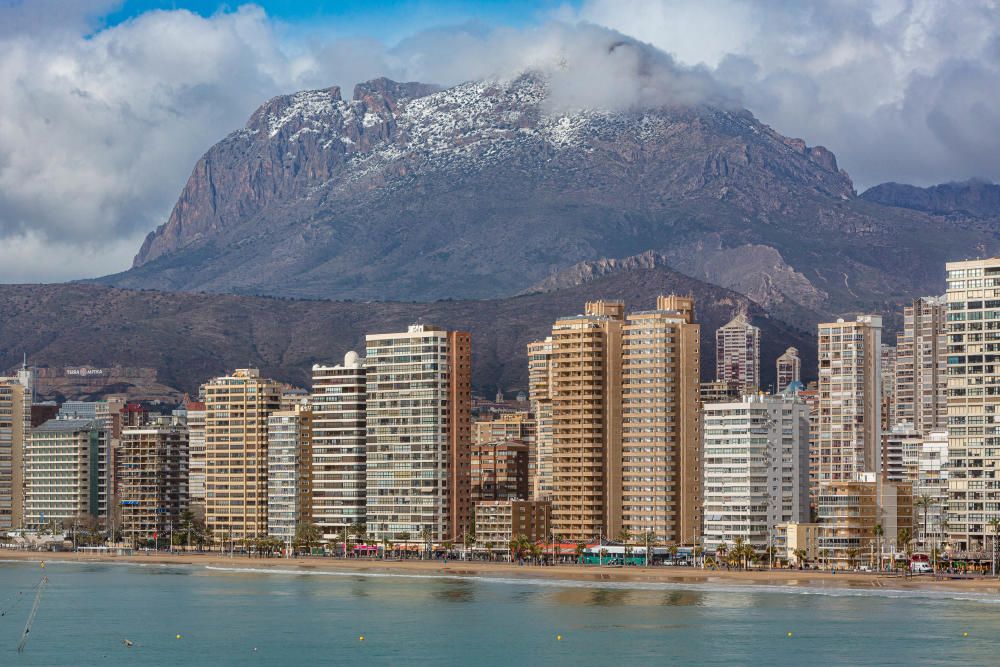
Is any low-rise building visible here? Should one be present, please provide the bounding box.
[475,500,551,547]
[774,522,821,566]
[816,474,913,568]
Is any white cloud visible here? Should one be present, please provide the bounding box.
[577,0,1000,187]
[0,1,997,283]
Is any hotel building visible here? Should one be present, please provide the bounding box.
[621,295,702,544]
[311,352,367,541]
[24,419,110,530]
[0,367,32,529]
[816,315,883,484]
[203,369,282,541]
[365,325,472,542]
[266,405,313,541]
[527,337,554,499]
[702,394,810,553]
[547,301,624,542]
[944,258,1000,550]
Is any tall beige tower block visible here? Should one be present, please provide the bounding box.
[621,295,702,544]
[0,367,32,530]
[548,301,624,542]
[203,368,282,542]
[894,296,947,433]
[715,312,761,394]
[817,316,883,484]
[527,337,554,500]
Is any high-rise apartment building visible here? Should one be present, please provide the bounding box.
[267,405,313,542]
[365,325,472,542]
[470,440,529,502]
[880,344,897,432]
[0,367,32,530]
[916,429,949,547]
[24,419,110,530]
[472,412,535,447]
[548,301,624,542]
[894,296,947,433]
[776,347,801,392]
[882,424,922,484]
[203,369,282,542]
[816,316,882,484]
[311,352,367,541]
[715,312,760,393]
[183,400,207,518]
[118,416,189,546]
[945,258,1000,550]
[702,394,810,552]
[621,295,702,544]
[527,337,554,500]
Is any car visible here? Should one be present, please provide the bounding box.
[910,561,932,573]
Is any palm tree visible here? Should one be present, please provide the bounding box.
[509,534,530,562]
[462,529,475,558]
[484,541,495,561]
[914,495,935,547]
[668,544,679,563]
[988,518,1000,576]
[574,542,586,565]
[873,523,884,571]
[529,542,543,565]
[419,526,434,560]
[898,528,913,562]
[793,548,808,569]
[845,547,860,570]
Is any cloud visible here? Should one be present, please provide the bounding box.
[577,0,1000,188]
[0,1,998,283]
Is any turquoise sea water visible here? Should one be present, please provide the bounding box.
[1,560,999,665]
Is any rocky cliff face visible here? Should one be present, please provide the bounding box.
[99,73,999,315]
[861,179,1000,218]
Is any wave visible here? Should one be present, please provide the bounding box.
[201,565,1000,605]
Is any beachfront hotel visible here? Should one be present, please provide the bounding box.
[310,352,368,541]
[203,368,282,542]
[0,366,33,530]
[266,404,313,542]
[702,393,810,553]
[816,315,883,484]
[527,337,554,500]
[621,295,702,545]
[23,418,110,530]
[364,325,472,542]
[944,257,1000,551]
[545,301,624,543]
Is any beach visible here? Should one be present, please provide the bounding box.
[4,549,1000,594]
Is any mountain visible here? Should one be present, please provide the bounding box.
[94,73,998,317]
[5,263,815,399]
[861,180,1000,219]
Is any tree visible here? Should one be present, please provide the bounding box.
[295,522,321,555]
[873,524,884,571]
[914,495,936,547]
[420,526,434,559]
[845,547,860,570]
[485,541,495,560]
[509,534,530,562]
[574,542,586,564]
[793,548,808,569]
[898,528,913,561]
[668,544,679,563]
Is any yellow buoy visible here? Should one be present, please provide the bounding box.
[787,632,793,637]
[176,635,182,640]
[40,562,45,569]
[557,635,562,641]
[963,632,969,637]
[359,635,365,641]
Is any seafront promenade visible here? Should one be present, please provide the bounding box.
[4,550,1000,595]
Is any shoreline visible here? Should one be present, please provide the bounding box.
[4,550,1000,595]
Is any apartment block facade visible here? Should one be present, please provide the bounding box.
[895,296,948,433]
[118,418,189,545]
[266,406,313,541]
[203,369,282,541]
[715,313,761,394]
[364,325,472,542]
[0,368,32,529]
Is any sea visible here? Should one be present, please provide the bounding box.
[1,559,998,665]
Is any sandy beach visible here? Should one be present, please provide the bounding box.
[3,549,1000,594]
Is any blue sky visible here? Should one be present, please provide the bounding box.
[101,1,576,42]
